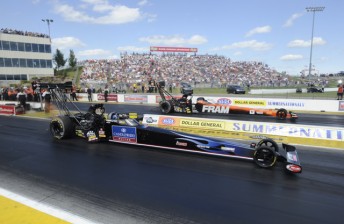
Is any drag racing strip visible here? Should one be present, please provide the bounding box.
[0,187,96,224]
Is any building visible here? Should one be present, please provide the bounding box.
[0,29,54,84]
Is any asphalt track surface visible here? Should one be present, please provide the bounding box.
[0,109,343,223]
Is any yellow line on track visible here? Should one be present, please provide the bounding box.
[0,195,70,224]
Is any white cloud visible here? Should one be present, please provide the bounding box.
[54,4,93,23]
[139,35,207,45]
[245,26,271,37]
[107,54,119,59]
[81,0,108,4]
[234,51,242,56]
[53,1,143,24]
[283,13,303,27]
[223,40,273,51]
[288,37,326,47]
[280,54,303,61]
[138,0,148,6]
[77,49,112,56]
[208,47,220,52]
[52,37,86,50]
[146,13,157,23]
[117,46,149,52]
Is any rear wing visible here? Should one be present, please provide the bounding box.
[155,80,179,105]
[282,143,301,166]
[39,81,73,90]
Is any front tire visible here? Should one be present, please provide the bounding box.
[253,146,277,168]
[50,116,74,139]
[257,138,279,152]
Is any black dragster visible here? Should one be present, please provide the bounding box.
[47,83,302,173]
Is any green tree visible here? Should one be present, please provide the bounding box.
[68,49,77,70]
[53,49,67,71]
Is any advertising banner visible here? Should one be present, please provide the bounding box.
[0,105,15,115]
[226,121,344,141]
[339,101,344,111]
[150,46,198,53]
[124,95,148,103]
[267,100,305,108]
[97,93,118,102]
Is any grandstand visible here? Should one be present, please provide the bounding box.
[0,28,53,84]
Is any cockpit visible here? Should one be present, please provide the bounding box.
[107,112,140,126]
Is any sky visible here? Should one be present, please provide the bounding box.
[1,0,343,75]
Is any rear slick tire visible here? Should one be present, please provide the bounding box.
[160,100,174,114]
[276,108,288,120]
[50,116,74,139]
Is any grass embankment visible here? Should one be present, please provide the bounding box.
[23,110,58,119]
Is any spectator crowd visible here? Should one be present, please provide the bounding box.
[0,28,49,38]
[78,53,294,93]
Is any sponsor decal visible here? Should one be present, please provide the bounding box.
[112,126,137,143]
[233,99,266,106]
[180,119,225,130]
[220,146,235,152]
[268,100,305,108]
[99,128,106,138]
[339,101,344,111]
[176,141,187,147]
[143,115,160,125]
[287,153,298,162]
[202,105,230,113]
[173,106,184,112]
[75,130,85,138]
[161,117,175,125]
[217,98,232,105]
[145,117,157,124]
[286,164,302,173]
[86,130,98,142]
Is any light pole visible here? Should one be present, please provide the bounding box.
[306,7,324,83]
[42,19,53,41]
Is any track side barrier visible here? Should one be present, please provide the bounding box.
[142,114,344,149]
[0,105,25,116]
[72,93,344,112]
